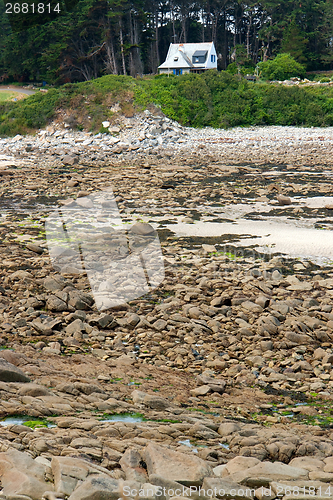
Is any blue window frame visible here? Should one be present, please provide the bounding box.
[211,55,216,63]
[174,69,182,75]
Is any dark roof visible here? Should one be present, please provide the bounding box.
[192,50,208,57]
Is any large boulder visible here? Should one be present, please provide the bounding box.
[0,358,30,382]
[202,477,255,499]
[68,476,120,500]
[228,462,308,487]
[143,443,212,486]
[131,390,170,410]
[120,448,148,483]
[0,449,53,499]
[222,457,261,477]
[52,456,114,496]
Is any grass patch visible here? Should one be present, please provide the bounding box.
[23,419,49,429]
[0,91,16,102]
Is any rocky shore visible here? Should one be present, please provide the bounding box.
[1,115,333,498]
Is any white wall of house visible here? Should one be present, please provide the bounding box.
[205,45,217,69]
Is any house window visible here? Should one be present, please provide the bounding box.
[192,50,207,64]
[174,57,178,61]
[173,69,182,75]
[211,55,216,63]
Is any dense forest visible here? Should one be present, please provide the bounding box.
[0,0,332,84]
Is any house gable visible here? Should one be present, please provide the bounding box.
[158,42,217,73]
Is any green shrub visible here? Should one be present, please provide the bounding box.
[258,53,306,81]
[1,71,333,135]
[226,62,239,75]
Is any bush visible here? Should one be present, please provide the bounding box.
[258,53,306,81]
[226,62,239,75]
[1,71,333,135]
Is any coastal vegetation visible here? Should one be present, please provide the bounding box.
[1,70,333,136]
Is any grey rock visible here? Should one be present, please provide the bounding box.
[46,295,68,312]
[62,154,78,166]
[68,476,120,500]
[0,358,30,383]
[202,478,254,499]
[18,383,51,397]
[65,319,85,335]
[277,195,292,205]
[143,442,212,486]
[130,222,156,236]
[26,243,44,254]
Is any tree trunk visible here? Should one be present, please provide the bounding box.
[119,18,126,75]
[155,8,160,68]
[202,8,205,42]
[105,14,118,75]
[181,3,187,43]
[171,0,176,42]
[246,13,252,58]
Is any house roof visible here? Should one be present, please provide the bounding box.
[158,42,214,69]
[193,50,208,57]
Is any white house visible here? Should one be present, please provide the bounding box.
[158,42,217,75]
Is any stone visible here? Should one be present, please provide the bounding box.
[67,476,120,500]
[119,448,148,483]
[131,390,170,410]
[46,295,68,312]
[202,244,217,253]
[143,442,212,486]
[43,276,65,292]
[0,449,53,499]
[130,222,156,236]
[288,458,324,472]
[308,470,333,481]
[202,477,254,499]
[51,456,112,496]
[254,486,276,500]
[68,290,94,310]
[218,422,241,437]
[26,243,44,254]
[76,197,93,209]
[190,385,212,396]
[323,456,333,473]
[137,483,161,500]
[96,314,114,328]
[229,462,308,486]
[213,465,228,477]
[277,195,292,205]
[63,154,78,166]
[222,457,261,477]
[285,332,312,344]
[241,301,263,313]
[196,374,226,394]
[0,358,30,383]
[153,319,167,331]
[190,422,220,440]
[65,319,85,335]
[18,383,50,397]
[127,314,141,327]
